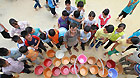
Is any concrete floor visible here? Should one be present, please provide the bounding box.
[0,0,140,78]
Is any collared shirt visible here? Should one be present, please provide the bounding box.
[2,58,24,75]
[80,30,91,43]
[65,6,76,15]
[10,21,30,37]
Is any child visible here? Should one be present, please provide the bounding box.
[25,27,43,37]
[48,29,61,49]
[64,23,80,55]
[9,18,30,37]
[39,32,54,48]
[69,10,83,29]
[103,23,126,49]
[58,10,69,30]
[0,23,11,39]
[104,37,140,57]
[80,26,91,51]
[12,35,25,48]
[83,11,96,28]
[65,0,76,15]
[19,46,44,65]
[21,31,47,53]
[0,58,33,76]
[89,25,114,51]
[58,27,67,45]
[97,8,111,29]
[117,0,139,22]
[75,0,86,5]
[69,1,85,27]
[87,25,98,45]
[34,0,42,11]
[0,47,22,60]
[48,0,58,17]
[125,29,140,52]
[119,51,140,65]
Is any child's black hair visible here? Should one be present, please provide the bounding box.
[21,30,29,38]
[65,0,71,5]
[19,46,28,54]
[74,10,80,18]
[84,26,90,32]
[77,1,84,7]
[102,9,110,16]
[62,10,69,16]
[25,27,33,33]
[48,29,56,37]
[131,37,140,45]
[91,25,99,30]
[105,25,114,33]
[0,48,9,56]
[70,23,77,28]
[118,23,126,29]
[12,35,20,42]
[9,18,17,26]
[88,11,96,17]
[0,58,6,67]
[58,36,63,45]
[39,33,46,40]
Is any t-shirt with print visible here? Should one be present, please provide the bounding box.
[115,39,131,52]
[64,29,80,46]
[128,51,140,63]
[25,35,40,47]
[95,28,112,42]
[84,18,96,27]
[32,28,41,37]
[26,49,39,61]
[58,17,68,29]
[3,48,22,60]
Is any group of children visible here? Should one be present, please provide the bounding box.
[0,0,140,77]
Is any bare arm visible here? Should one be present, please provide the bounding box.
[69,14,81,22]
[0,24,8,32]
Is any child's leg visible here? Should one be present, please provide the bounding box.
[67,45,72,55]
[73,43,79,52]
[36,1,42,8]
[49,7,56,15]
[81,42,85,51]
[95,41,103,49]
[34,2,38,9]
[47,42,54,48]
[55,43,60,49]
[38,41,47,52]
[118,11,124,19]
[104,40,113,49]
[89,40,98,48]
[1,30,11,39]
[22,68,33,74]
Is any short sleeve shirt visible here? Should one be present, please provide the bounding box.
[95,28,112,42]
[115,39,131,52]
[32,28,41,37]
[128,51,140,63]
[84,18,96,27]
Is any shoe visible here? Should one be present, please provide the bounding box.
[121,52,124,55]
[74,47,79,52]
[116,53,119,56]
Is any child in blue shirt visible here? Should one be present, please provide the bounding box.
[117,0,140,22]
[69,10,83,29]
[25,27,43,37]
[48,0,58,17]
